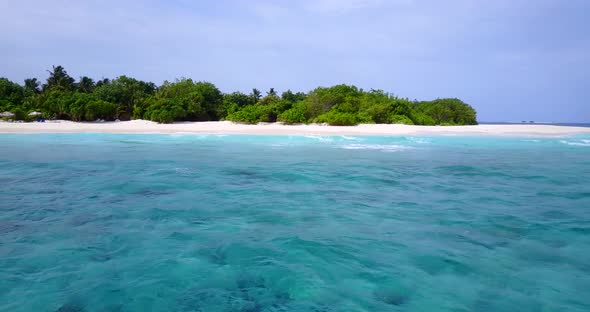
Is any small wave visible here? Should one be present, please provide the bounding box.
[560,140,590,147]
[340,144,411,152]
[269,143,289,149]
[340,136,358,140]
[175,167,197,175]
[406,137,431,144]
[304,135,333,142]
[167,133,212,140]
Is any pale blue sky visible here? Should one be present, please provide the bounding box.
[1,0,588,122]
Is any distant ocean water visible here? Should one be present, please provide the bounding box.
[479,122,590,128]
[1,134,589,312]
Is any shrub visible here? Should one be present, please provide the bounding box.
[411,112,436,125]
[132,105,145,120]
[156,110,174,123]
[356,111,374,124]
[226,105,266,124]
[303,85,361,120]
[388,114,414,125]
[84,100,117,121]
[314,111,359,126]
[69,104,85,121]
[278,103,307,124]
[218,101,239,120]
[414,98,477,125]
[12,107,26,120]
[225,104,279,124]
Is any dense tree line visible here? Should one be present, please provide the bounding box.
[0,66,477,125]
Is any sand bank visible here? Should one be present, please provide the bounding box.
[1,120,589,137]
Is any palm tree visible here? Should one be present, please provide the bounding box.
[43,65,75,91]
[78,76,95,93]
[95,78,110,88]
[250,88,262,102]
[24,78,40,93]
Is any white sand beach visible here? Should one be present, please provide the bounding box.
[1,120,589,137]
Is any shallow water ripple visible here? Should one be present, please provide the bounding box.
[0,134,589,311]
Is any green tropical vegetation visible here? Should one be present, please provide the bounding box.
[0,66,477,125]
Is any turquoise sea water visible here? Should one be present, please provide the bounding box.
[1,134,589,312]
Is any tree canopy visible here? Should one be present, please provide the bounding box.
[0,66,477,125]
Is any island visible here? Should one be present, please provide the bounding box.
[1,66,476,126]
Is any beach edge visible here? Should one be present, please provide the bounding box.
[1,120,590,137]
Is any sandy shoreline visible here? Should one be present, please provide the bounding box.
[1,120,589,137]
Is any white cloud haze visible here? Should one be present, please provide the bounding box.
[0,0,588,121]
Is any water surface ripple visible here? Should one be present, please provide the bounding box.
[1,134,589,311]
